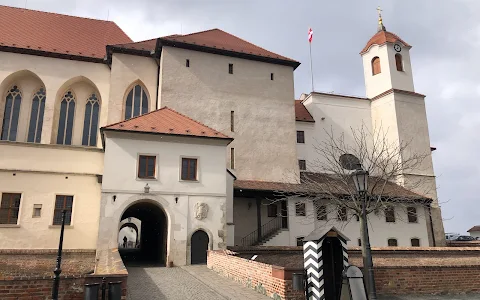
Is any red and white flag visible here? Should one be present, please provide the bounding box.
[308,28,313,43]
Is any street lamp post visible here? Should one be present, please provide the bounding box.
[352,166,377,300]
[52,209,67,300]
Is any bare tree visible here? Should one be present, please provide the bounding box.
[273,124,435,298]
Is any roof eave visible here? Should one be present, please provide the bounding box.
[159,38,301,70]
[0,45,105,64]
[101,127,233,144]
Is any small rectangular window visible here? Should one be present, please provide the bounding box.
[337,206,347,221]
[186,59,190,67]
[297,131,305,143]
[388,238,398,247]
[411,238,420,247]
[385,207,396,223]
[230,148,235,169]
[358,238,362,247]
[296,237,304,246]
[181,158,198,181]
[33,204,42,218]
[295,202,306,216]
[229,63,233,74]
[407,207,418,223]
[230,111,234,132]
[271,73,274,80]
[298,160,306,171]
[0,193,21,224]
[138,155,156,179]
[316,205,327,221]
[53,195,73,225]
[267,204,278,217]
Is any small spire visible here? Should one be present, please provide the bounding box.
[377,6,386,32]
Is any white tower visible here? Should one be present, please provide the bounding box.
[361,8,414,99]
[361,9,446,247]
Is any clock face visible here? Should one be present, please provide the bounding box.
[394,44,402,52]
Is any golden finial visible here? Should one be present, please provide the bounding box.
[377,6,386,32]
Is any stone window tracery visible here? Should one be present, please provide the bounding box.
[1,85,22,141]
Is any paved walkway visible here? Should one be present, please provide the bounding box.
[378,296,480,300]
[126,265,480,300]
[126,265,271,300]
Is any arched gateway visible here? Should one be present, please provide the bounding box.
[119,201,168,265]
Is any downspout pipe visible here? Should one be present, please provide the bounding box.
[428,203,436,247]
[153,38,162,110]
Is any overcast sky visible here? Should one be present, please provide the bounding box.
[2,0,479,234]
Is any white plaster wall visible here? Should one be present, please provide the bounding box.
[286,198,430,247]
[232,198,282,246]
[0,141,104,175]
[0,52,111,145]
[300,93,372,172]
[107,53,158,124]
[262,230,290,246]
[470,232,480,239]
[296,122,315,171]
[159,46,298,183]
[102,131,228,195]
[0,171,101,249]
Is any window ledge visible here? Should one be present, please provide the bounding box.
[179,179,199,183]
[49,225,74,229]
[0,224,20,228]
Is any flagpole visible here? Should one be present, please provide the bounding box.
[309,41,314,92]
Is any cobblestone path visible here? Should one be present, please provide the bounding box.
[126,265,271,300]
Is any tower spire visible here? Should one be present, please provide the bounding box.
[377,6,386,32]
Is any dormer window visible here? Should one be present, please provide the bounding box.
[395,54,403,71]
[372,57,381,75]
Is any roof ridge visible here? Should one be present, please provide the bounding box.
[181,28,220,37]
[110,37,157,47]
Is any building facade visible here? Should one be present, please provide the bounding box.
[0,5,445,264]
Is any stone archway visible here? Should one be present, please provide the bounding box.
[119,201,168,265]
[118,222,139,248]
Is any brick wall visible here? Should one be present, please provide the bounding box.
[220,246,480,298]
[0,249,128,300]
[0,277,85,300]
[207,250,304,300]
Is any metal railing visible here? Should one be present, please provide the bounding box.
[241,217,283,246]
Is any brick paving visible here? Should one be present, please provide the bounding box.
[126,265,271,300]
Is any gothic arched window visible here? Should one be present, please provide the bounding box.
[124,85,148,120]
[56,91,76,145]
[1,86,22,141]
[27,87,46,143]
[82,93,100,146]
[372,57,381,75]
[395,54,404,71]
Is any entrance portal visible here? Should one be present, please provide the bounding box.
[191,230,209,264]
[322,237,344,299]
[119,201,167,265]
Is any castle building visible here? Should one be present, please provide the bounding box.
[0,5,445,266]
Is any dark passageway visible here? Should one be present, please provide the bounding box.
[119,201,167,266]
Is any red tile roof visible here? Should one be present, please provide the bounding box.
[468,226,480,233]
[102,107,232,140]
[0,5,132,60]
[361,30,411,54]
[111,29,300,68]
[295,100,315,122]
[161,29,297,62]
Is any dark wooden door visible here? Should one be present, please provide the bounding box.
[322,237,344,300]
[191,230,209,264]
